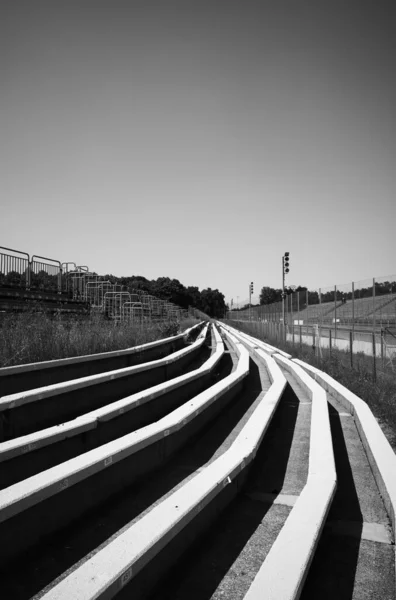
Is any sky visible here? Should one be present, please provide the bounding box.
[1,0,395,306]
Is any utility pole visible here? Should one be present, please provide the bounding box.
[282,252,290,337]
[249,282,253,320]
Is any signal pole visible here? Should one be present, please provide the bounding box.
[282,252,290,335]
[249,281,253,320]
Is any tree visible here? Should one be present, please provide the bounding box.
[259,286,282,305]
[199,288,226,318]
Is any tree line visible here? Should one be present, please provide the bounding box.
[0,269,226,318]
[103,274,226,318]
[256,281,396,307]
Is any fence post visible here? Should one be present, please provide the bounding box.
[373,277,376,334]
[292,311,295,346]
[372,332,377,382]
[352,281,355,335]
[306,289,309,325]
[297,291,300,322]
[381,329,384,368]
[334,285,337,340]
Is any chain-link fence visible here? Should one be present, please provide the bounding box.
[227,275,396,372]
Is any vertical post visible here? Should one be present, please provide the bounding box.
[372,332,377,382]
[352,281,355,336]
[286,293,289,342]
[291,292,294,345]
[299,325,302,349]
[318,288,322,355]
[381,329,384,368]
[334,286,337,340]
[329,328,332,356]
[249,283,251,322]
[297,291,300,321]
[372,277,376,334]
[282,255,285,328]
[349,330,353,368]
[319,287,322,325]
[306,289,309,324]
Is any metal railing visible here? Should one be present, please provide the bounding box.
[229,274,396,331]
[0,246,189,321]
[30,255,62,293]
[0,246,30,288]
[227,274,396,367]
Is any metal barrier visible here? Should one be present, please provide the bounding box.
[84,280,113,308]
[104,291,130,320]
[0,246,30,288]
[30,255,62,293]
[229,274,396,332]
[122,301,144,322]
[1,246,188,321]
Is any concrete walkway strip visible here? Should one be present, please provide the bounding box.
[0,326,218,463]
[0,322,204,376]
[293,357,396,537]
[325,520,393,545]
[246,491,299,507]
[0,325,208,412]
[0,327,237,523]
[37,330,287,600]
[244,352,336,600]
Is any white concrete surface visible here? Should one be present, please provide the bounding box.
[0,325,208,411]
[37,328,286,600]
[294,357,396,536]
[0,326,221,463]
[244,352,336,600]
[0,327,235,523]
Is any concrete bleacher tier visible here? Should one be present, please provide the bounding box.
[295,293,396,325]
[294,301,340,323]
[0,326,207,441]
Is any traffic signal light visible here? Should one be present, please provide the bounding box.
[250,282,254,294]
[284,252,290,274]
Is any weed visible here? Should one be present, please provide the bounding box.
[0,309,199,369]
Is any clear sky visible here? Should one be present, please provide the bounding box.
[1,1,395,306]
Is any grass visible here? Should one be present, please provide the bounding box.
[0,309,200,369]
[226,319,396,452]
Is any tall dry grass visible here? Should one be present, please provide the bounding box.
[0,310,199,368]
